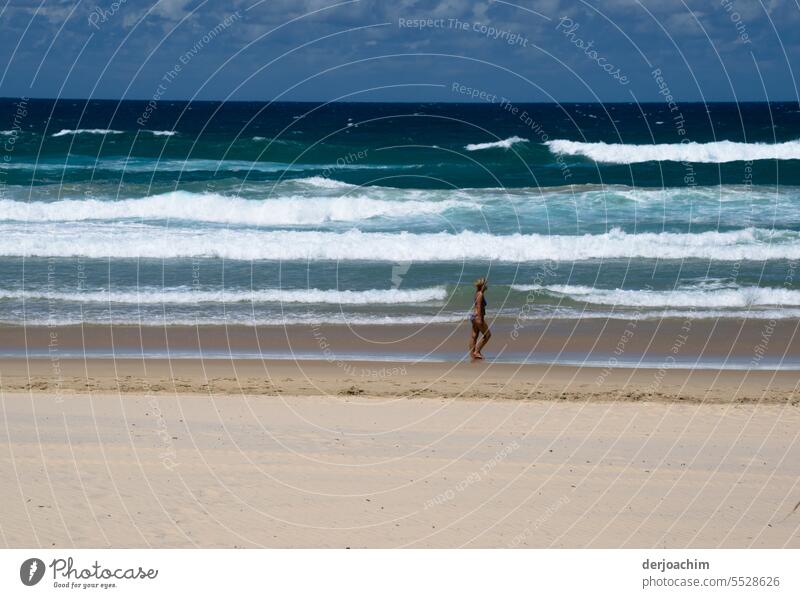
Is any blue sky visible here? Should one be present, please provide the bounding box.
[0,0,797,102]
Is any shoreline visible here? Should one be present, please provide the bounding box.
[2,317,798,403]
[2,317,799,366]
[2,318,799,403]
[9,353,800,370]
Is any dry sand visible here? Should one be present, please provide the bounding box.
[1,320,799,548]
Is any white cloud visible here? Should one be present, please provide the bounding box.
[152,0,194,20]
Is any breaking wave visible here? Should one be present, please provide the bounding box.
[51,128,124,137]
[546,139,800,164]
[3,225,799,261]
[1,286,448,305]
[0,191,472,225]
[512,283,800,308]
[465,136,528,151]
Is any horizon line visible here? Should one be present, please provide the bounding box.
[1,95,799,105]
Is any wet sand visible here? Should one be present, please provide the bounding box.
[1,318,800,403]
[1,355,800,404]
[2,317,800,363]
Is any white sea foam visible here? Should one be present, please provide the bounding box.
[2,286,447,305]
[3,225,799,261]
[6,181,796,209]
[1,157,400,174]
[524,307,800,321]
[294,176,355,189]
[0,191,471,225]
[512,283,800,308]
[3,313,466,327]
[51,128,124,137]
[10,306,800,328]
[464,136,528,151]
[0,158,333,174]
[146,130,176,136]
[546,139,800,164]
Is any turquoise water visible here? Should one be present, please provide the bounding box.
[2,99,800,326]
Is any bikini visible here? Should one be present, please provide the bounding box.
[470,295,487,322]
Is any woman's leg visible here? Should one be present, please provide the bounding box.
[475,322,492,355]
[469,321,480,357]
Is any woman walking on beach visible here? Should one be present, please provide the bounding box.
[469,277,491,360]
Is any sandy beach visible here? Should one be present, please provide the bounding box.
[1,320,799,548]
[1,391,798,548]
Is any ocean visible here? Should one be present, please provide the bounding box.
[2,98,800,327]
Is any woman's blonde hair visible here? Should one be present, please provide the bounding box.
[474,277,487,290]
